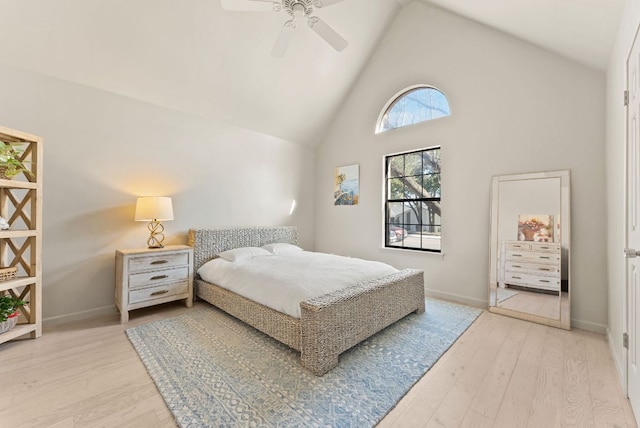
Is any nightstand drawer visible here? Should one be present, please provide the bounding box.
[129,266,189,289]
[128,252,189,273]
[129,281,189,304]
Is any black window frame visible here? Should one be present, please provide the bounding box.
[384,146,442,253]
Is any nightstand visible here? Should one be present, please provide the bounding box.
[115,245,193,323]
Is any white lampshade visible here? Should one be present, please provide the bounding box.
[135,197,174,221]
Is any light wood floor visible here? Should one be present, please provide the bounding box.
[497,289,568,320]
[0,301,636,428]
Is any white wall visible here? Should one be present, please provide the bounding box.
[606,0,640,392]
[315,2,607,331]
[0,62,316,322]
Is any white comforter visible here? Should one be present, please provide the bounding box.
[197,251,398,318]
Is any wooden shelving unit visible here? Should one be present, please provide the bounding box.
[0,125,42,344]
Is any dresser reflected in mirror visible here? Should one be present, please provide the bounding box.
[488,170,570,330]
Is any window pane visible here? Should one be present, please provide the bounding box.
[389,225,405,246]
[421,207,441,251]
[422,208,441,229]
[402,203,413,224]
[422,202,441,223]
[388,155,404,178]
[421,234,441,251]
[377,87,451,133]
[423,173,441,198]
[404,152,422,176]
[388,178,405,200]
[422,224,441,249]
[388,202,404,224]
[403,202,422,225]
[386,223,405,247]
[422,150,441,174]
[403,176,422,199]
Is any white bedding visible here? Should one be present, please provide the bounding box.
[197,251,398,318]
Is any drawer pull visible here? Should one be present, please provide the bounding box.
[512,265,522,268]
[539,280,550,283]
[150,289,169,296]
[150,274,169,281]
[513,254,522,257]
[151,260,169,265]
[512,276,522,279]
[539,268,551,271]
[539,256,550,259]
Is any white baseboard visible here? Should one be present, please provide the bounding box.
[44,305,117,326]
[607,327,628,395]
[41,293,608,337]
[425,289,487,309]
[571,318,607,334]
[426,288,608,334]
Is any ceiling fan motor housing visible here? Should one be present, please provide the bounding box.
[283,0,314,18]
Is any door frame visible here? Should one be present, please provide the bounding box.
[625,20,640,397]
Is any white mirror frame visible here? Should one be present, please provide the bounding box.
[488,170,571,330]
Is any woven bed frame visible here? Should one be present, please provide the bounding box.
[188,226,425,376]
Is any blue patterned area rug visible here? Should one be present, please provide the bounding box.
[126,298,481,428]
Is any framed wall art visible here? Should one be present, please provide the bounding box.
[334,164,359,205]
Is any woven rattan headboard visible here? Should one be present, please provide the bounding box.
[188,226,299,273]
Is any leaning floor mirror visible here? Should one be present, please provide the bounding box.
[488,170,570,330]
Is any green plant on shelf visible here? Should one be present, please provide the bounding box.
[0,141,33,179]
[0,295,25,322]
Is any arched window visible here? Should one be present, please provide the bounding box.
[376,85,450,133]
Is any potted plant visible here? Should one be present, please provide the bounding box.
[0,295,25,334]
[0,141,32,179]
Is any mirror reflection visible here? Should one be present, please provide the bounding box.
[488,170,570,330]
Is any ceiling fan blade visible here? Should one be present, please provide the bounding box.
[220,0,277,12]
[271,20,295,57]
[314,0,346,7]
[308,17,348,52]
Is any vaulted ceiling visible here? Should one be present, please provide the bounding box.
[425,0,623,71]
[0,0,625,144]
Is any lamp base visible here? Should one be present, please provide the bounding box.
[146,220,165,249]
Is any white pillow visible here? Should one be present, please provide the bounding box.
[218,246,272,262]
[197,257,231,282]
[261,243,304,255]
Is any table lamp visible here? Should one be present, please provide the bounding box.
[135,196,174,248]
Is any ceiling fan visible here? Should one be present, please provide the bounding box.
[221,0,348,57]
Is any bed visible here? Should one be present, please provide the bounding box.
[188,226,425,376]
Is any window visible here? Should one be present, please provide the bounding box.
[376,85,450,133]
[385,147,441,252]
